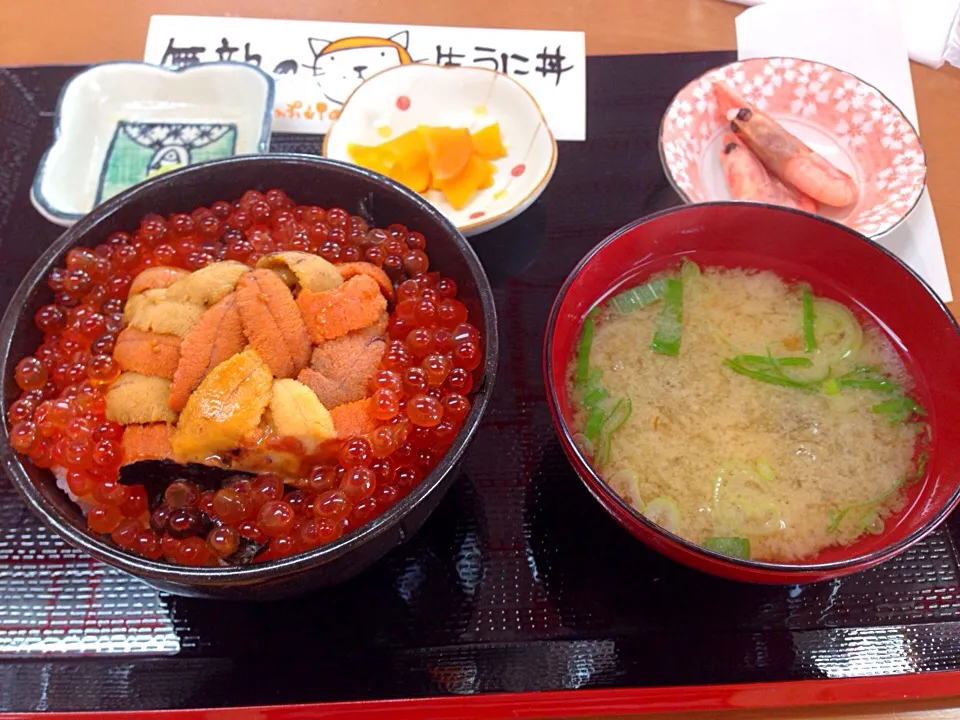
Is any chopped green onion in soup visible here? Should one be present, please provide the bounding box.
[802,287,817,353]
[565,262,922,562]
[651,278,684,356]
[703,536,751,559]
[608,278,668,315]
[643,497,681,533]
[575,316,595,385]
[608,469,644,511]
[572,432,594,458]
[756,460,776,482]
[812,296,863,371]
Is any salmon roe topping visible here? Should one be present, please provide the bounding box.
[8,191,482,566]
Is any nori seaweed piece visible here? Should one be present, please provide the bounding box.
[118,459,255,509]
[224,536,267,566]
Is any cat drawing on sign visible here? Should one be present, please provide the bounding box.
[305,31,412,106]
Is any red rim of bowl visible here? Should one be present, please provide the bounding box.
[543,201,959,577]
[656,56,928,239]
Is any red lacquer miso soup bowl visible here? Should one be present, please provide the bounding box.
[544,202,960,584]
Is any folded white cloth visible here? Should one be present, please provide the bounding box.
[946,9,960,65]
[725,0,960,68]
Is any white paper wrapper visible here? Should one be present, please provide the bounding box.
[725,0,960,68]
[945,9,960,66]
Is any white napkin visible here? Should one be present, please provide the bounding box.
[726,0,960,68]
[735,0,953,301]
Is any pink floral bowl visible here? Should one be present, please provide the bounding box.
[658,57,926,238]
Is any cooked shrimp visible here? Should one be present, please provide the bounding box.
[719,133,819,213]
[713,82,858,208]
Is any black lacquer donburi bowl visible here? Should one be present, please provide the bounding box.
[0,154,499,600]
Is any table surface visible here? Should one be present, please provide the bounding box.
[1,0,959,718]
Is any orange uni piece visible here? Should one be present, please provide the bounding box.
[297,274,387,344]
[236,269,312,378]
[336,262,395,302]
[297,326,386,408]
[113,328,181,380]
[129,266,190,296]
[121,423,174,464]
[329,397,378,439]
[168,291,247,412]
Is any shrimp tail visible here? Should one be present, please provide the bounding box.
[714,81,859,208]
[713,81,748,117]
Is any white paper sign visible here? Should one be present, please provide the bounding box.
[144,16,586,140]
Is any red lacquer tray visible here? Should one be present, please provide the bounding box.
[2,55,960,716]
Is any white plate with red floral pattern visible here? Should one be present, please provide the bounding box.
[659,57,926,238]
[323,64,557,237]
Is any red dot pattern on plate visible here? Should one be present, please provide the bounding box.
[396,96,411,111]
[469,211,485,219]
[511,164,526,177]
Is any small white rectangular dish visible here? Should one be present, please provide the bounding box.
[31,62,274,227]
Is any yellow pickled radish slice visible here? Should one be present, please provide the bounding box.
[471,122,507,160]
[420,125,473,181]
